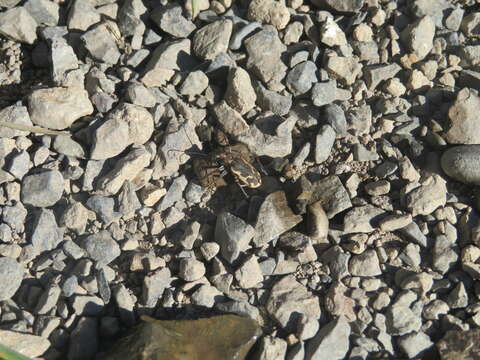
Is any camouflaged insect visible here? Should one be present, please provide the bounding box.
[193,144,262,190]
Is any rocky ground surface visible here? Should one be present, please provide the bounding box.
[0,0,480,359]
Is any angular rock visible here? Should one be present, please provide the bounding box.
[319,17,347,47]
[193,19,232,60]
[81,22,121,64]
[212,101,250,137]
[82,231,121,267]
[90,103,154,160]
[151,4,195,38]
[179,71,209,97]
[0,7,37,44]
[67,0,100,31]
[349,249,382,277]
[325,56,362,85]
[315,124,336,163]
[225,67,256,115]
[364,63,402,91]
[144,39,192,72]
[28,87,93,130]
[310,176,352,218]
[53,135,85,158]
[311,80,337,107]
[323,103,347,134]
[286,61,318,96]
[0,257,24,301]
[405,174,447,216]
[386,303,422,336]
[305,317,351,360]
[215,212,255,263]
[401,16,435,61]
[142,268,172,308]
[235,255,263,288]
[444,88,480,145]
[343,205,385,233]
[247,0,290,30]
[31,209,63,252]
[255,81,292,116]
[398,332,433,358]
[21,170,64,207]
[255,336,287,359]
[0,330,49,358]
[253,191,302,246]
[0,105,33,138]
[437,329,480,360]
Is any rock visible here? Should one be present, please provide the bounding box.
[286,61,318,96]
[445,88,480,145]
[142,268,172,307]
[179,71,209,96]
[0,257,24,301]
[193,19,232,60]
[364,63,402,91]
[398,332,433,358]
[441,145,480,185]
[253,191,303,246]
[112,284,134,325]
[35,284,61,314]
[225,67,256,115]
[71,295,104,316]
[310,176,352,218]
[28,87,93,130]
[437,329,480,360]
[305,317,351,360]
[86,195,121,224]
[0,7,37,44]
[126,83,157,108]
[0,330,50,358]
[237,113,296,157]
[401,16,435,61]
[314,124,336,164]
[117,0,147,37]
[191,284,222,307]
[344,205,385,233]
[81,22,121,64]
[82,231,121,267]
[235,255,263,288]
[151,4,195,38]
[106,315,260,360]
[247,0,290,30]
[319,17,347,47]
[2,202,27,233]
[311,80,337,107]
[211,101,250,137]
[53,135,85,158]
[325,282,356,321]
[31,209,63,252]
[386,303,422,336]
[325,56,362,85]
[458,45,480,68]
[98,146,151,195]
[446,282,468,309]
[405,174,447,216]
[67,0,100,31]
[90,103,154,160]
[255,81,292,116]
[266,275,321,331]
[307,201,329,242]
[461,13,480,37]
[7,150,30,180]
[245,27,287,86]
[215,212,255,263]
[21,170,64,207]
[179,257,206,282]
[312,0,364,13]
[0,105,33,138]
[433,234,458,274]
[379,214,413,232]
[144,39,192,72]
[399,222,427,247]
[349,249,382,276]
[68,317,98,360]
[323,103,347,134]
[255,336,288,359]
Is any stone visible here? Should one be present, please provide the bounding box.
[310,176,352,219]
[319,17,347,47]
[379,214,413,232]
[0,105,33,138]
[253,191,302,246]
[98,146,151,195]
[247,0,290,30]
[142,268,172,308]
[286,61,317,96]
[117,0,147,37]
[126,83,157,108]
[151,4,195,38]
[441,145,480,185]
[86,195,121,224]
[7,151,30,180]
[305,317,351,360]
[401,16,435,61]
[82,231,121,267]
[343,205,385,233]
[307,201,329,242]
[364,63,402,91]
[193,19,232,60]
[31,209,63,252]
[21,170,64,207]
[398,332,433,358]
[349,249,382,277]
[325,283,356,322]
[237,113,296,158]
[315,124,336,163]
[325,56,362,86]
[144,39,192,72]
[458,45,480,68]
[225,67,256,115]
[191,284,222,307]
[157,175,188,211]
[71,295,104,316]
[283,21,303,45]
[90,103,154,160]
[179,71,209,96]
[215,212,255,263]
[2,202,27,233]
[433,234,458,275]
[353,24,373,42]
[461,13,480,37]
[179,257,205,282]
[106,315,260,360]
[405,174,447,216]
[67,0,100,31]
[35,284,61,314]
[0,330,50,358]
[386,303,422,336]
[28,87,93,130]
[245,27,287,86]
[53,135,85,159]
[212,101,250,137]
[266,275,321,331]
[255,83,292,116]
[323,103,347,134]
[0,257,24,301]
[312,0,364,13]
[81,22,121,64]
[68,317,98,360]
[235,255,263,288]
[0,7,37,44]
[445,88,480,145]
[311,80,337,107]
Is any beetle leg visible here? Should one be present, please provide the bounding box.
[237,182,249,198]
[255,157,268,175]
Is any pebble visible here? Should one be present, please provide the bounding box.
[178,257,206,282]
[305,317,351,360]
[81,22,121,64]
[215,211,255,263]
[0,7,37,44]
[349,249,382,277]
[0,330,50,358]
[247,0,290,30]
[82,231,121,267]
[286,61,317,96]
[193,19,232,60]
[401,15,435,60]
[21,170,64,207]
[235,255,263,288]
[315,124,336,163]
[0,257,24,301]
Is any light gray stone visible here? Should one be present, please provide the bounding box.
[21,170,64,207]
[0,7,38,44]
[215,212,254,263]
[0,257,24,301]
[193,19,232,60]
[305,317,351,360]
